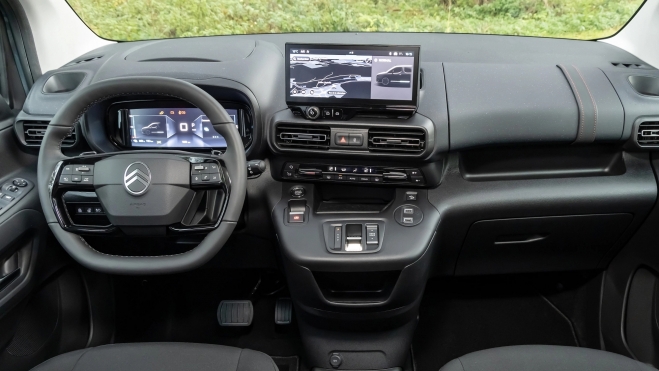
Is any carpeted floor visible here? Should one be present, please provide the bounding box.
[412,272,603,371]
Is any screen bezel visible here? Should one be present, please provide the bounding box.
[285,43,420,108]
[106,100,249,150]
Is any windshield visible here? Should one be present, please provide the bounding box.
[66,0,645,41]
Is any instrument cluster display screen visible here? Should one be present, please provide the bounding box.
[128,108,237,148]
[286,44,420,106]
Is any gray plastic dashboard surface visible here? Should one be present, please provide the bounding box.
[445,63,579,149]
[17,32,654,154]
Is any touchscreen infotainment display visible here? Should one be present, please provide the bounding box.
[128,108,237,148]
[286,44,420,106]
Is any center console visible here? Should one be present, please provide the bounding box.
[269,43,439,370]
[269,180,440,369]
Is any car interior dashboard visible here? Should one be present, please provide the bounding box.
[6,31,659,371]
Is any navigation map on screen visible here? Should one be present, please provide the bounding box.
[288,46,416,102]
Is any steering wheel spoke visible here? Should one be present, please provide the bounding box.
[51,151,229,236]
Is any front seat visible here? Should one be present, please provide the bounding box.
[30,343,277,371]
[440,345,657,371]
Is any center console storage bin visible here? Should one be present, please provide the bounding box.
[313,271,401,303]
[456,213,633,275]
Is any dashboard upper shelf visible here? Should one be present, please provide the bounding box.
[444,63,625,150]
[14,33,659,156]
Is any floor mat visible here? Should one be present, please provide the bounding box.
[412,272,602,371]
[113,269,307,368]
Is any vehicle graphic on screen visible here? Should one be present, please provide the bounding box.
[376,65,412,87]
[141,122,164,136]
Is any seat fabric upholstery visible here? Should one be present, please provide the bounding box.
[440,345,657,371]
[30,342,277,371]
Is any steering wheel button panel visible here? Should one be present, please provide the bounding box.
[190,161,223,186]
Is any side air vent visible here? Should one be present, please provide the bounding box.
[612,62,649,69]
[63,56,102,67]
[275,124,330,150]
[21,121,77,147]
[368,127,426,153]
[637,121,659,146]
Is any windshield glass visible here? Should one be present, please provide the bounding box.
[66,0,645,41]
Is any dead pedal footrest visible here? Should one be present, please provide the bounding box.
[275,298,293,325]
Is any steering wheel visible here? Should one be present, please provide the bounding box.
[37,77,247,275]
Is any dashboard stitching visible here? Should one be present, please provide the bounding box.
[559,64,585,142]
[57,126,75,152]
[573,65,598,141]
[77,235,188,259]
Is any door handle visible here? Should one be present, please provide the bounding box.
[0,253,20,292]
[494,234,548,246]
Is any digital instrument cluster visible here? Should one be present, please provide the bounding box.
[108,101,252,150]
[128,107,236,148]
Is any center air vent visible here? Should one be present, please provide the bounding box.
[20,121,77,147]
[275,124,330,150]
[637,121,659,146]
[368,127,426,153]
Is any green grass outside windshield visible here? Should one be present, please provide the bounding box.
[66,0,645,41]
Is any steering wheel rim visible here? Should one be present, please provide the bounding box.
[37,76,247,275]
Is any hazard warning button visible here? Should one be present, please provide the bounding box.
[335,132,350,146]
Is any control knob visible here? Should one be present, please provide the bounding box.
[305,106,320,120]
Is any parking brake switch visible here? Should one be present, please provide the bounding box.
[288,200,306,223]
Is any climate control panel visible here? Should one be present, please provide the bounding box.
[281,162,425,186]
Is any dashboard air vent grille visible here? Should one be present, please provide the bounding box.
[63,56,102,67]
[22,121,76,147]
[612,62,649,69]
[275,124,330,150]
[368,127,426,153]
[637,121,659,146]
